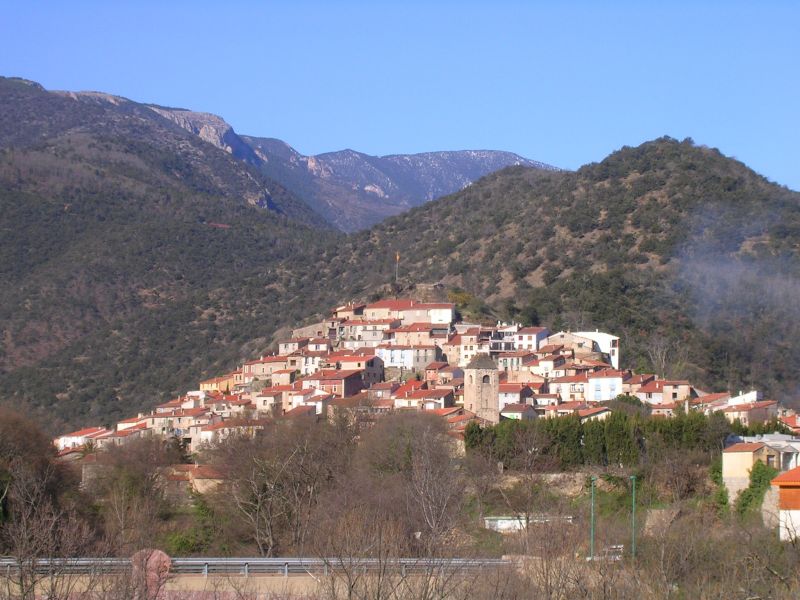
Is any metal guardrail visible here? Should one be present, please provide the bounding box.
[0,557,512,577]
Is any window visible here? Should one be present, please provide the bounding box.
[482,375,491,384]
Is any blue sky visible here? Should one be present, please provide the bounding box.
[2,1,798,189]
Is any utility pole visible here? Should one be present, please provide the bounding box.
[395,251,399,284]
[590,476,597,561]
[630,475,637,559]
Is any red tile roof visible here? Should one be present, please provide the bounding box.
[723,442,765,453]
[59,426,108,439]
[376,344,437,350]
[427,407,463,416]
[722,400,778,413]
[415,303,455,310]
[781,415,800,430]
[518,327,548,334]
[544,401,589,412]
[587,369,627,379]
[501,403,534,413]
[537,344,565,354]
[550,374,588,384]
[392,322,434,332]
[772,466,800,486]
[499,383,532,393]
[365,299,417,310]
[694,392,731,404]
[342,319,399,326]
[426,361,449,370]
[284,405,317,418]
[578,407,611,418]
[404,389,452,400]
[305,369,363,381]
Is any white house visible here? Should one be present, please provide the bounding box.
[514,327,550,351]
[376,344,441,372]
[586,370,626,402]
[54,426,111,451]
[575,330,620,369]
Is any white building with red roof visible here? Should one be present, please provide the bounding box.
[363,299,417,320]
[301,369,365,398]
[500,403,537,421]
[394,388,454,411]
[54,426,111,451]
[375,344,442,373]
[498,383,534,408]
[586,370,628,402]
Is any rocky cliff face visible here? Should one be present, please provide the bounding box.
[147,106,262,166]
[146,105,558,231]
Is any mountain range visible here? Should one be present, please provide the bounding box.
[2,76,800,432]
[147,105,556,231]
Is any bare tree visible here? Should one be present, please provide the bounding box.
[646,334,691,380]
[85,437,178,554]
[211,420,354,557]
[407,425,465,554]
[462,452,499,524]
[0,461,96,600]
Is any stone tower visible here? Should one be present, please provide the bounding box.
[464,353,500,424]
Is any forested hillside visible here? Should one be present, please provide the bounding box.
[0,77,340,429]
[332,137,800,402]
[2,76,800,431]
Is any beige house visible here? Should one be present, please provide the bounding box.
[496,351,536,373]
[394,389,455,410]
[332,302,366,320]
[278,337,309,355]
[442,328,482,367]
[721,401,779,426]
[241,355,289,383]
[722,442,779,501]
[338,319,399,349]
[549,374,588,403]
[635,380,693,405]
[326,354,384,387]
[199,372,237,393]
[399,303,456,325]
[500,404,537,420]
[390,322,436,346]
[363,298,417,320]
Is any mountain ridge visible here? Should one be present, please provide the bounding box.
[143,102,557,231]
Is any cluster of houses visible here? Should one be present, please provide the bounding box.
[53,296,800,541]
[56,297,789,458]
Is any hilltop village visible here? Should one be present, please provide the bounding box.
[57,297,788,454]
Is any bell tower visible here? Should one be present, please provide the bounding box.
[464,353,499,423]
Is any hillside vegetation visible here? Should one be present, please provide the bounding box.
[2,77,800,430]
[0,77,339,429]
[332,137,800,400]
